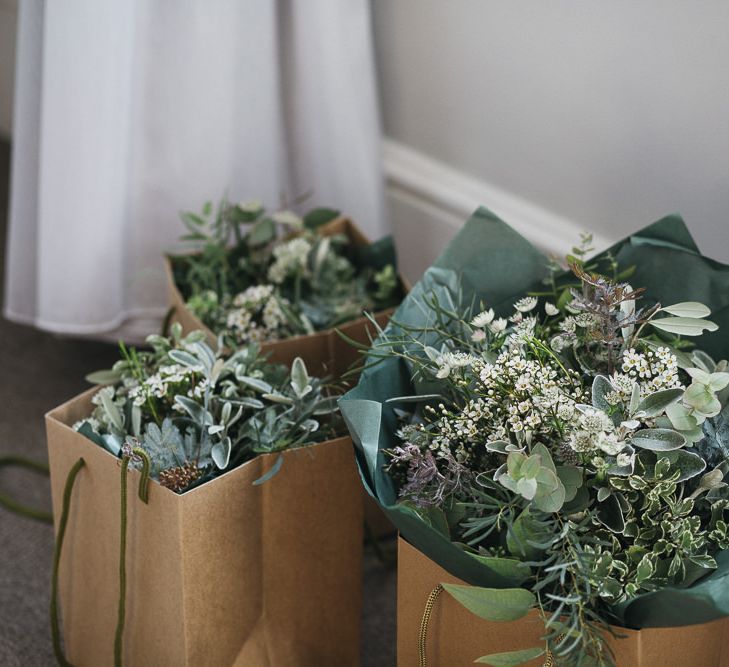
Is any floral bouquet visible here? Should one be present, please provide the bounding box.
[166,199,403,349]
[75,323,341,492]
[45,323,363,665]
[340,207,729,665]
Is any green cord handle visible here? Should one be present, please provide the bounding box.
[0,455,53,523]
[50,457,85,667]
[115,447,150,667]
[50,448,150,667]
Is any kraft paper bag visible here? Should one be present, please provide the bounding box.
[166,216,404,537]
[398,538,729,667]
[46,389,363,666]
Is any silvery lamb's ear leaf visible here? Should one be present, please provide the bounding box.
[620,285,636,342]
[236,374,273,394]
[290,357,311,398]
[252,453,284,485]
[630,428,686,451]
[485,441,512,454]
[592,375,613,412]
[226,406,244,428]
[629,383,641,415]
[312,237,331,275]
[169,349,203,370]
[313,396,339,415]
[85,369,122,385]
[131,404,142,437]
[211,437,231,469]
[661,302,711,318]
[635,388,684,417]
[300,419,319,433]
[99,391,124,431]
[190,341,216,372]
[650,317,718,336]
[174,395,213,424]
[262,392,295,405]
[209,358,225,385]
[227,396,265,410]
[184,330,207,344]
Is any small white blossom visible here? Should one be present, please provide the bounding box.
[616,452,634,468]
[596,432,625,456]
[514,296,538,313]
[579,408,613,434]
[267,237,312,284]
[471,309,495,328]
[545,302,559,316]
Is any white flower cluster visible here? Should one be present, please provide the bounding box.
[478,348,584,440]
[267,237,312,284]
[435,351,478,378]
[421,398,495,464]
[550,314,595,352]
[127,363,191,407]
[566,406,638,473]
[606,347,682,404]
[470,308,507,342]
[225,284,290,342]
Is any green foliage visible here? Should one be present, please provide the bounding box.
[75,332,342,493]
[441,583,535,622]
[171,198,402,346]
[475,647,545,666]
[370,249,729,665]
[496,445,566,513]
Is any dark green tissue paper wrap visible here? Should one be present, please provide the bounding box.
[340,206,729,629]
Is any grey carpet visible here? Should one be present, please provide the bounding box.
[0,139,396,666]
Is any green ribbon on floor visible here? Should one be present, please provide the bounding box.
[0,455,53,523]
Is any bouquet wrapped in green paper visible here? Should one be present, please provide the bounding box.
[340,207,729,665]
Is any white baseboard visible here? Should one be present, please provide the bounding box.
[383,139,612,259]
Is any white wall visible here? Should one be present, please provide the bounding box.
[0,0,16,137]
[374,0,729,277]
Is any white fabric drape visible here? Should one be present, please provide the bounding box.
[5,0,385,338]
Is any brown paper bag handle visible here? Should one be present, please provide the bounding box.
[50,448,151,667]
[418,584,443,667]
[418,583,558,667]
